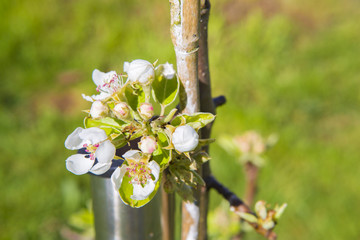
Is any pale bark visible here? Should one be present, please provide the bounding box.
[169,0,201,239]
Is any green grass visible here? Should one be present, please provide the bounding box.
[1,0,360,239]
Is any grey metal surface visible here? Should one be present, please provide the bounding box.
[91,175,162,240]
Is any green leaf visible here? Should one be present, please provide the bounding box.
[84,117,125,135]
[153,131,172,168]
[171,112,215,130]
[237,212,258,223]
[152,73,179,107]
[125,85,145,111]
[119,174,161,208]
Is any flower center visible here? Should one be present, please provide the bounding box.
[83,143,100,160]
[97,74,121,93]
[126,159,152,185]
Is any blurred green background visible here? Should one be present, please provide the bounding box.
[1,0,359,239]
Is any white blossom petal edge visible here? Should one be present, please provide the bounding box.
[111,150,160,202]
[82,69,121,102]
[161,62,176,79]
[124,59,155,84]
[172,125,199,152]
[65,127,115,175]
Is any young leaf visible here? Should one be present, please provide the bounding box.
[153,131,172,168]
[84,117,125,135]
[152,74,179,107]
[237,212,258,223]
[171,113,215,130]
[125,85,145,112]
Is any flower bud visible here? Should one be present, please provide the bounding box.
[124,59,155,84]
[90,101,108,119]
[138,136,157,154]
[255,200,267,220]
[113,102,131,120]
[172,125,199,152]
[138,103,154,121]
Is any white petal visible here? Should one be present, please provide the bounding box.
[65,127,86,150]
[123,150,141,161]
[89,162,112,175]
[92,92,111,100]
[123,62,130,72]
[79,127,107,144]
[162,62,175,79]
[111,165,127,191]
[148,161,160,182]
[82,93,95,102]
[131,181,156,200]
[92,69,106,86]
[95,140,115,163]
[66,154,94,175]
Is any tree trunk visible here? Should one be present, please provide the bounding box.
[169,0,201,239]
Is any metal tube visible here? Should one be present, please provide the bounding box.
[91,175,162,240]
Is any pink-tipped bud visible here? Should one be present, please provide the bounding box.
[138,103,154,121]
[138,136,158,154]
[113,102,130,120]
[90,101,109,119]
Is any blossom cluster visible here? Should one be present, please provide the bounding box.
[219,131,278,167]
[65,59,215,207]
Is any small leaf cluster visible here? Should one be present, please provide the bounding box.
[236,201,287,231]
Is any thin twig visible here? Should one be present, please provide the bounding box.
[205,176,277,240]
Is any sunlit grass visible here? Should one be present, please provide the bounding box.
[1,0,360,239]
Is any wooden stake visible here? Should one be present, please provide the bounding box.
[169,0,201,239]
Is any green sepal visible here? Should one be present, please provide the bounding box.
[112,133,127,149]
[118,173,161,208]
[152,72,179,107]
[171,113,215,131]
[163,108,179,123]
[192,151,211,164]
[190,170,205,186]
[198,138,216,147]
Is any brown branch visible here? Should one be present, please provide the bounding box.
[205,176,277,240]
[244,162,259,206]
[233,162,260,240]
[161,174,176,240]
[198,0,214,239]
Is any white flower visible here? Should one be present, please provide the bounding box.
[137,102,154,121]
[90,101,109,119]
[123,59,155,84]
[172,125,199,152]
[161,62,176,79]
[111,150,160,201]
[138,136,157,154]
[65,127,115,175]
[82,69,122,102]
